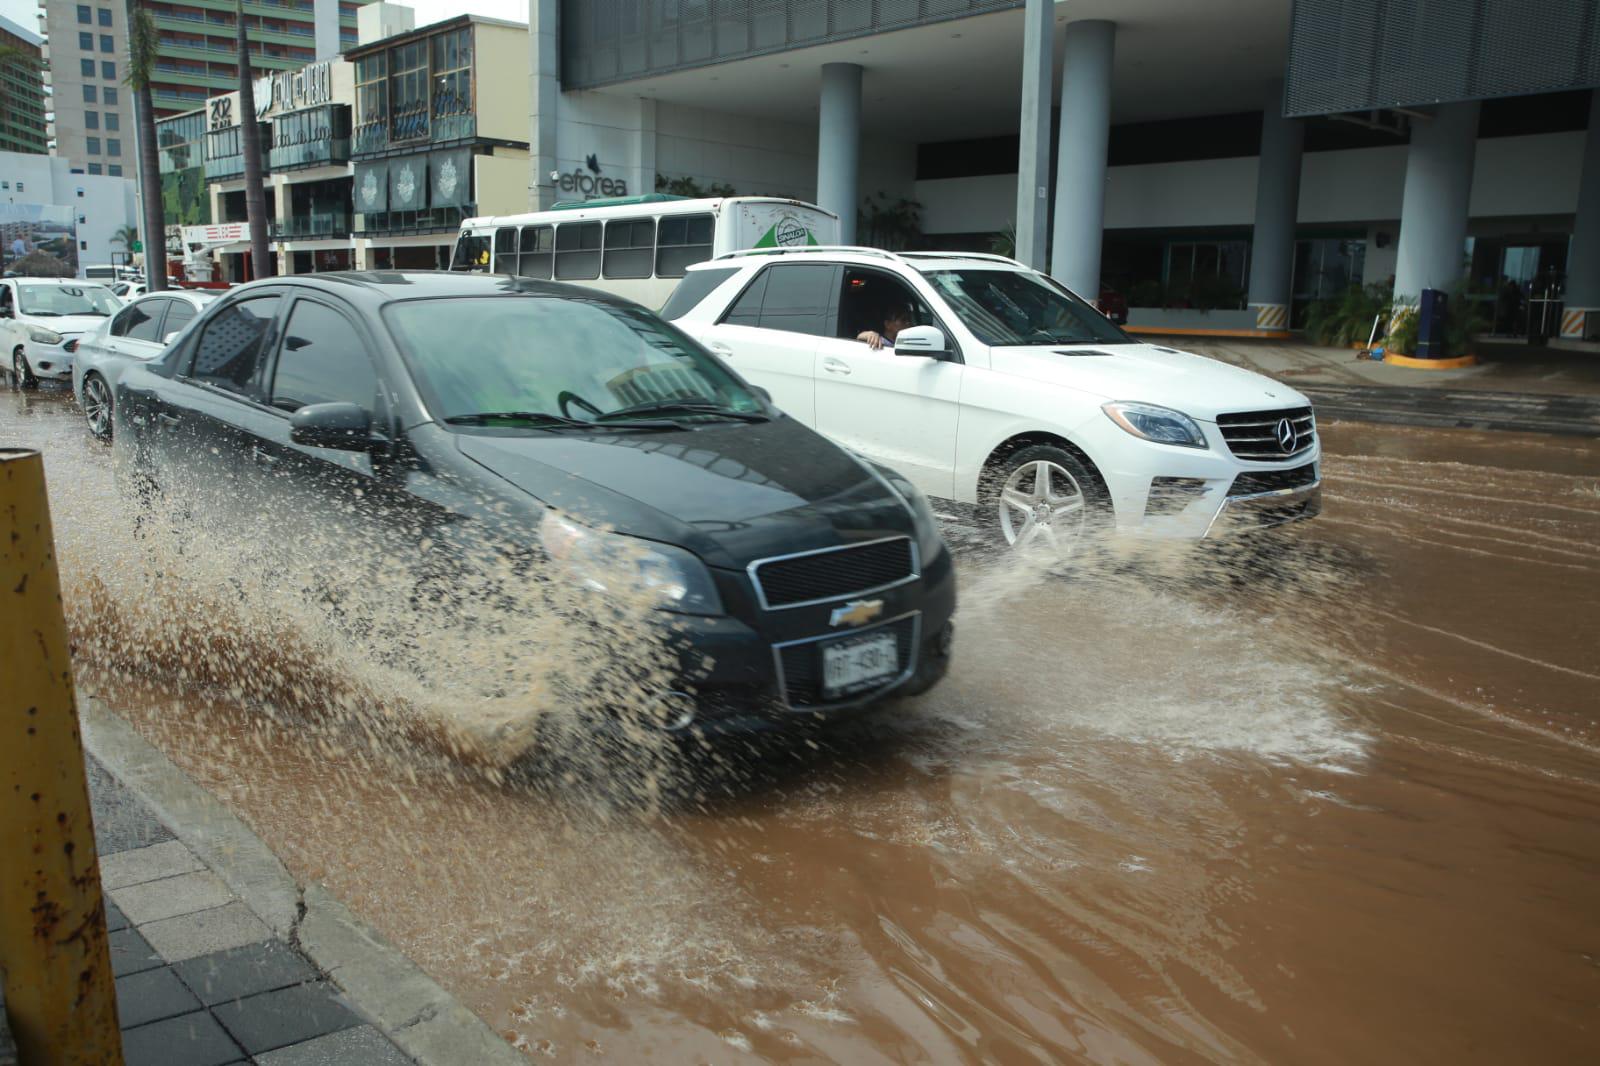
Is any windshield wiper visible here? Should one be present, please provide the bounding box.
[595,399,770,423]
[443,410,681,432]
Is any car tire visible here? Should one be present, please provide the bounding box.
[12,346,38,390]
[82,372,114,442]
[981,444,1111,557]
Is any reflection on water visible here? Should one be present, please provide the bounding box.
[7,388,1600,1063]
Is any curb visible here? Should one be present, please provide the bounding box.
[79,699,523,1066]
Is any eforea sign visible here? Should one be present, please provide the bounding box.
[550,154,628,198]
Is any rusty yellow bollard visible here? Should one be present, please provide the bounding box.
[0,448,122,1065]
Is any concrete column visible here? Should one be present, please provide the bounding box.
[1050,20,1115,298]
[1560,89,1600,339]
[817,63,863,244]
[528,0,560,210]
[636,97,658,199]
[1013,0,1053,270]
[1246,81,1303,333]
[272,180,291,273]
[1393,100,1480,303]
[312,0,340,60]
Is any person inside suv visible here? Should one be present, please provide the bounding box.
[856,303,915,351]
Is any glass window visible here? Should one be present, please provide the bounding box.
[448,232,489,271]
[85,111,99,129]
[925,269,1133,346]
[103,87,117,105]
[429,27,471,118]
[387,40,428,141]
[77,6,91,24]
[354,53,386,130]
[81,58,96,77]
[107,138,121,157]
[118,299,166,342]
[517,226,553,279]
[751,264,833,336]
[185,295,281,398]
[836,268,937,343]
[100,34,113,53]
[87,164,103,175]
[97,7,112,25]
[16,283,118,316]
[721,270,767,327]
[270,301,377,412]
[655,214,714,277]
[105,112,119,131]
[383,297,763,423]
[107,165,122,176]
[101,61,115,79]
[79,31,93,49]
[602,219,655,279]
[163,300,200,336]
[86,137,101,155]
[553,222,601,280]
[492,227,517,274]
[660,267,738,321]
[83,85,97,103]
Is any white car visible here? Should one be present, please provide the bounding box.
[664,248,1320,550]
[1,277,121,389]
[110,281,149,300]
[71,289,216,440]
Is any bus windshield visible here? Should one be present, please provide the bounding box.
[450,233,490,272]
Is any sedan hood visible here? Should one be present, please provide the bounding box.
[986,342,1307,420]
[453,415,915,570]
[28,314,110,338]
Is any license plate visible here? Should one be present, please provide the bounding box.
[822,632,899,698]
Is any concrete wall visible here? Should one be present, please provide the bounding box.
[475,23,533,145]
[474,149,531,216]
[0,150,137,274]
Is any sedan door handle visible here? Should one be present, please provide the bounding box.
[822,358,852,376]
[156,412,180,427]
[251,445,279,466]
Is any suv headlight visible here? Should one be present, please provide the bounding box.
[27,326,64,345]
[539,511,722,616]
[1102,401,1208,449]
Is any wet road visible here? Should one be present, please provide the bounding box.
[5,383,1599,1063]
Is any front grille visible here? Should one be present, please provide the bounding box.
[750,537,915,609]
[1216,406,1316,460]
[778,615,919,708]
[1229,463,1317,497]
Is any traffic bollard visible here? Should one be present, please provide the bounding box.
[0,448,123,1065]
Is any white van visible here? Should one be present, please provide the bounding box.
[450,195,839,309]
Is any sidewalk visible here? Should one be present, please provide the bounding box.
[1186,338,1600,436]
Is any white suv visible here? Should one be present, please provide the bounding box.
[1,277,121,389]
[663,248,1319,550]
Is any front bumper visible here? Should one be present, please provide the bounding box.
[1204,479,1322,536]
[21,340,75,381]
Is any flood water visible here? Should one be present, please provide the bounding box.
[5,383,1599,1063]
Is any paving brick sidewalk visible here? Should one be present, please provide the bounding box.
[89,758,412,1066]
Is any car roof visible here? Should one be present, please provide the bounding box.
[686,248,1031,275]
[221,270,640,310]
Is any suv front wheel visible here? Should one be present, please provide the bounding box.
[983,444,1110,556]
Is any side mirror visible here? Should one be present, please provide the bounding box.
[750,385,772,404]
[163,331,181,344]
[893,325,947,356]
[290,401,372,451]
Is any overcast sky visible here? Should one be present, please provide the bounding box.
[0,0,531,47]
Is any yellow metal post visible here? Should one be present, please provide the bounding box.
[0,448,123,1065]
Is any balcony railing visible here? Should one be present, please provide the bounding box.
[351,113,477,158]
[270,211,352,240]
[270,135,350,171]
[354,203,476,238]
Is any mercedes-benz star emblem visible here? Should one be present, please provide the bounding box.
[1275,417,1296,453]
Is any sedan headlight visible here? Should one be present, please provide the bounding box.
[27,326,64,345]
[1102,401,1208,449]
[539,511,722,616]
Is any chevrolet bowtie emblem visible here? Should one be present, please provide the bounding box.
[829,599,884,628]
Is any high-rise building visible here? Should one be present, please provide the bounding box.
[36,1,136,175]
[0,15,49,155]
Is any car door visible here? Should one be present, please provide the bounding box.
[0,282,18,357]
[702,262,836,426]
[102,297,169,362]
[812,266,964,499]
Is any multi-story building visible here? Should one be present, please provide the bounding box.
[1,15,48,156]
[35,0,133,175]
[0,149,138,274]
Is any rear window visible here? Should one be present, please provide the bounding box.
[659,267,738,320]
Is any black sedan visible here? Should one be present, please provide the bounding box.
[113,271,955,736]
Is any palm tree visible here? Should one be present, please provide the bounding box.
[236,0,270,280]
[126,4,167,291]
[112,223,140,266]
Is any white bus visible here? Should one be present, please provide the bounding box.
[449,195,839,308]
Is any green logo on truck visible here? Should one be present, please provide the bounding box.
[754,215,818,248]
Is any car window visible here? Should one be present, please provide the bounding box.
[838,268,934,343]
[493,227,518,274]
[17,283,118,317]
[185,295,282,398]
[0,286,11,315]
[124,299,167,342]
[655,214,713,278]
[554,221,601,280]
[602,219,655,280]
[660,267,739,321]
[721,270,767,327]
[924,269,1134,346]
[162,300,199,337]
[269,300,377,413]
[517,225,553,279]
[750,263,834,336]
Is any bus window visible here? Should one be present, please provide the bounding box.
[603,219,655,279]
[656,214,714,277]
[493,228,519,274]
[450,233,489,271]
[554,222,601,280]
[518,225,553,279]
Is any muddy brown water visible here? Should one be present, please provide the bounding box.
[5,385,1599,1063]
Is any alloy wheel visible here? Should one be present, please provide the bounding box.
[997,460,1087,553]
[84,375,113,440]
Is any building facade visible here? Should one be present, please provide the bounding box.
[534,0,1600,343]
[0,149,138,274]
[1,15,48,155]
[36,0,134,173]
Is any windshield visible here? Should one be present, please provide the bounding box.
[450,233,490,272]
[924,269,1132,346]
[384,296,766,426]
[18,283,119,317]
